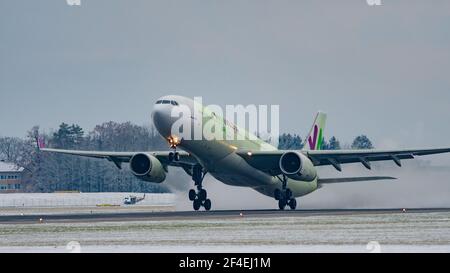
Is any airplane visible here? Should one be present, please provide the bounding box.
[40,95,450,211]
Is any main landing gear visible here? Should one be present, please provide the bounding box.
[274,175,297,210]
[188,165,212,211]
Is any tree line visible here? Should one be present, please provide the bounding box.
[277,134,373,150]
[0,122,373,193]
[0,122,170,193]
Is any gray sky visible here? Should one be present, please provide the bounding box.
[1,0,450,150]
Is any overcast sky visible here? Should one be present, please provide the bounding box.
[1,0,450,151]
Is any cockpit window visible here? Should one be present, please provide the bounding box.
[157,100,178,105]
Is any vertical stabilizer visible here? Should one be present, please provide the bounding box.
[303,111,327,151]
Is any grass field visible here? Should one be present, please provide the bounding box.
[1,211,449,253]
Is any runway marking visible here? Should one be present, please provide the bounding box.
[1,208,450,225]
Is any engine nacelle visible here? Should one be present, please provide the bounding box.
[279,151,317,182]
[130,153,166,183]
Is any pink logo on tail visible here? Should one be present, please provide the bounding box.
[37,137,45,149]
[308,125,318,150]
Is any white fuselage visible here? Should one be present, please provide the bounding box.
[151,95,318,198]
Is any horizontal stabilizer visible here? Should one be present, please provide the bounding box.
[318,176,396,184]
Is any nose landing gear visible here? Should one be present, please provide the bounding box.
[188,165,211,211]
[168,151,180,162]
[274,175,297,210]
[167,136,181,162]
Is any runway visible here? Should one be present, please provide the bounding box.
[1,208,450,224]
[1,208,450,252]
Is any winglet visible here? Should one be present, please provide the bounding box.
[303,111,327,151]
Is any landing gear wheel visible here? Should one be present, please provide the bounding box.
[193,199,201,211]
[188,189,196,201]
[288,198,297,210]
[203,199,212,211]
[169,150,180,162]
[190,164,212,211]
[274,175,298,210]
[198,189,207,201]
[274,189,281,200]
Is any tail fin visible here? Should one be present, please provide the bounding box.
[35,136,45,150]
[303,111,327,151]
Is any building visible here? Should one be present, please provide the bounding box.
[0,161,24,193]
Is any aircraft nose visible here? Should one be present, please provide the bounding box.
[152,104,174,138]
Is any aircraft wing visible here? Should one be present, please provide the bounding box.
[236,147,450,174]
[306,148,450,171]
[318,176,397,184]
[40,148,199,169]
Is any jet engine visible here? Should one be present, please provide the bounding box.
[130,153,166,183]
[279,151,317,182]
